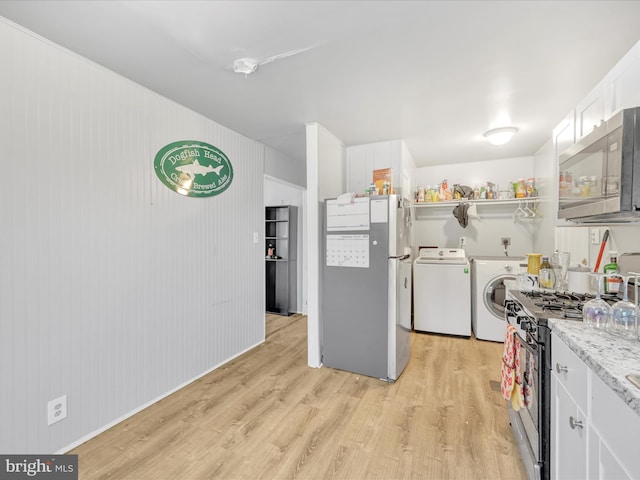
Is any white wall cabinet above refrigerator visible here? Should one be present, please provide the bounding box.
[346,139,415,198]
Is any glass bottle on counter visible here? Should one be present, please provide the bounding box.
[539,256,555,289]
[604,251,622,294]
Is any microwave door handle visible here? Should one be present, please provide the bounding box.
[514,332,537,355]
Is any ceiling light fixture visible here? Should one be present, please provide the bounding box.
[233,58,258,76]
[483,127,518,146]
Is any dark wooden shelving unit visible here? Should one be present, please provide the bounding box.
[265,205,297,315]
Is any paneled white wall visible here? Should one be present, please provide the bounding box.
[0,19,265,453]
[264,146,306,188]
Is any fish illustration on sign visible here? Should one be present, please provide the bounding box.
[154,140,234,198]
[174,159,224,179]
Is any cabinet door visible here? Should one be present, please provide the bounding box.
[596,436,631,480]
[605,42,640,116]
[576,81,605,140]
[553,111,576,224]
[590,371,640,479]
[346,147,368,194]
[552,374,587,480]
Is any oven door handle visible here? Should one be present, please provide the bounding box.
[514,331,537,355]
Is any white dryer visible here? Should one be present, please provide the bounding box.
[470,256,526,342]
[414,248,471,336]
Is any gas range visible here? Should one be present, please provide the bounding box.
[507,289,620,322]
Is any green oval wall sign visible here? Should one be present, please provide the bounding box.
[154,140,234,197]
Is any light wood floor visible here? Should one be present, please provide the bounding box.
[71,315,526,479]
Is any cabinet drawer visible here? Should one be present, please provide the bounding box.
[551,334,588,409]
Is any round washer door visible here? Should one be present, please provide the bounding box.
[483,274,517,319]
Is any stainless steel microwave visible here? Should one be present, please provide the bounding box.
[558,106,640,222]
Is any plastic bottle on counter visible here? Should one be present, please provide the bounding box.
[539,256,555,289]
[604,251,622,294]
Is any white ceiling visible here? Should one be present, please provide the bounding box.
[2,1,640,167]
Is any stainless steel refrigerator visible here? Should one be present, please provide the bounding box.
[321,195,412,381]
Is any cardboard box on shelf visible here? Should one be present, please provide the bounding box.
[373,168,393,195]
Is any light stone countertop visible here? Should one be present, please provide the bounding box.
[549,319,640,417]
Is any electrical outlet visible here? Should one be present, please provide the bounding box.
[591,228,601,245]
[501,237,511,246]
[47,395,67,426]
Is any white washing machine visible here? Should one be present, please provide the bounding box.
[414,248,471,336]
[470,256,526,342]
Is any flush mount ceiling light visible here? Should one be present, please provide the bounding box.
[483,127,519,146]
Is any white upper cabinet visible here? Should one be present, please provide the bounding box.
[605,41,640,117]
[346,140,414,197]
[552,110,576,161]
[554,39,640,155]
[575,80,606,140]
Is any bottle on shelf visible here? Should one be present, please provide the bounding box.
[539,256,555,289]
[604,251,622,294]
[267,243,275,259]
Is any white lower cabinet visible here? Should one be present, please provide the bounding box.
[588,427,629,480]
[551,333,639,479]
[551,335,588,480]
[552,376,587,479]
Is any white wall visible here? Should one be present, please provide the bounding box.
[305,123,345,368]
[412,156,534,193]
[556,225,640,271]
[264,146,306,188]
[0,19,264,453]
[264,176,306,313]
[532,139,555,256]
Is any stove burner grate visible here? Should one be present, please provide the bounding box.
[522,289,622,319]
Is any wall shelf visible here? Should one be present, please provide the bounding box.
[412,197,545,222]
[412,198,541,208]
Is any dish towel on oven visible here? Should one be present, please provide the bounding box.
[523,353,534,408]
[501,324,523,411]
